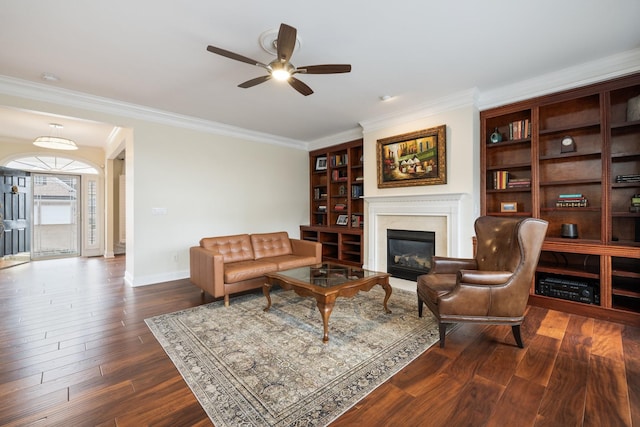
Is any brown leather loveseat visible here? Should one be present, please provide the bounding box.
[189,231,322,306]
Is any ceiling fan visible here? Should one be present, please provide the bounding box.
[206,23,351,96]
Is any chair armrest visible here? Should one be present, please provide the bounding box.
[431,257,478,274]
[189,246,225,297]
[458,270,513,286]
[290,239,322,263]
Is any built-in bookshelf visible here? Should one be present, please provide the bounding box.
[302,139,364,266]
[480,72,640,326]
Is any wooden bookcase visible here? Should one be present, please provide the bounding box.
[480,72,640,326]
[301,139,364,266]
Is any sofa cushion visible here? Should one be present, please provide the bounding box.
[251,232,292,260]
[266,254,320,271]
[224,259,278,283]
[199,234,254,263]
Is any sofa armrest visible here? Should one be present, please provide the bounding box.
[290,238,322,263]
[189,246,226,298]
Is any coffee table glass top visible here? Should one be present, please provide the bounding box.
[272,263,385,288]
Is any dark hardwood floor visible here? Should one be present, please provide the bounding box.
[1,256,638,426]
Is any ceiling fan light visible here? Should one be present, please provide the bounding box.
[33,136,78,150]
[272,68,291,81]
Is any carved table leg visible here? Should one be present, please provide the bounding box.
[316,296,336,343]
[263,283,272,312]
[381,282,392,314]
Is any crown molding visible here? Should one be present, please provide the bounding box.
[359,88,479,134]
[477,48,640,110]
[0,75,308,151]
[307,127,364,151]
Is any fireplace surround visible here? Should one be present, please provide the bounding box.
[364,193,470,276]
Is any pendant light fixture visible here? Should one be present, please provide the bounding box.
[33,123,78,150]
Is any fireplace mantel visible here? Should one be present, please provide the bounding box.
[364,193,469,272]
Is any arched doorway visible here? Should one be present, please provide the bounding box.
[3,154,103,259]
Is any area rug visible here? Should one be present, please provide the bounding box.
[145,286,440,426]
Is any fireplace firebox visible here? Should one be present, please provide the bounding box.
[386,229,435,281]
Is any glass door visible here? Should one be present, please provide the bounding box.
[32,173,80,259]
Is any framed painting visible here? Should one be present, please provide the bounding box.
[376,125,446,188]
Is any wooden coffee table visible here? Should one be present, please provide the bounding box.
[263,262,392,342]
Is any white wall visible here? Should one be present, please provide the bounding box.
[0,92,309,287]
[359,99,480,261]
[127,120,309,285]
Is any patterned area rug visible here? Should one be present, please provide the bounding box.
[145,286,440,426]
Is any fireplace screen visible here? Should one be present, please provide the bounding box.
[387,229,435,281]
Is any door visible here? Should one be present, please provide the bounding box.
[32,173,80,259]
[0,167,31,257]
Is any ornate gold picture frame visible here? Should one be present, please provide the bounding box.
[376,125,446,188]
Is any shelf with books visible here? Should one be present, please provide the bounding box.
[482,72,640,325]
[304,138,365,266]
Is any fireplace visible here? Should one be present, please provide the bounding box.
[387,229,435,281]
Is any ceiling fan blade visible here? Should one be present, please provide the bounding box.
[238,75,272,88]
[288,77,313,96]
[206,45,267,68]
[277,23,297,62]
[297,64,352,74]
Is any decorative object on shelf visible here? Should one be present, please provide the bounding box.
[490,127,502,143]
[627,94,640,121]
[631,193,640,213]
[315,156,327,171]
[11,185,18,194]
[560,135,576,153]
[500,202,518,213]
[376,124,446,188]
[561,223,579,239]
[336,214,348,225]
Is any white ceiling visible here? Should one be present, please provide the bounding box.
[0,0,639,149]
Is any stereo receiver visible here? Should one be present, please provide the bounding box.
[536,275,599,305]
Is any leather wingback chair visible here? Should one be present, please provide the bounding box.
[417,216,548,348]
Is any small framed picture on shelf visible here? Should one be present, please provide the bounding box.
[336,214,348,225]
[500,202,518,213]
[315,156,327,171]
[351,214,361,227]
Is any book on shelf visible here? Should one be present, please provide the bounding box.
[558,193,583,198]
[615,174,640,183]
[508,119,531,140]
[330,153,348,166]
[492,171,532,190]
[506,178,531,189]
[492,170,509,189]
[351,184,363,198]
[331,169,348,181]
[555,195,588,207]
[334,203,346,211]
[317,205,327,211]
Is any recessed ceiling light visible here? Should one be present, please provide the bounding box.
[41,72,60,82]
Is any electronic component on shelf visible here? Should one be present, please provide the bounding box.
[536,275,600,305]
